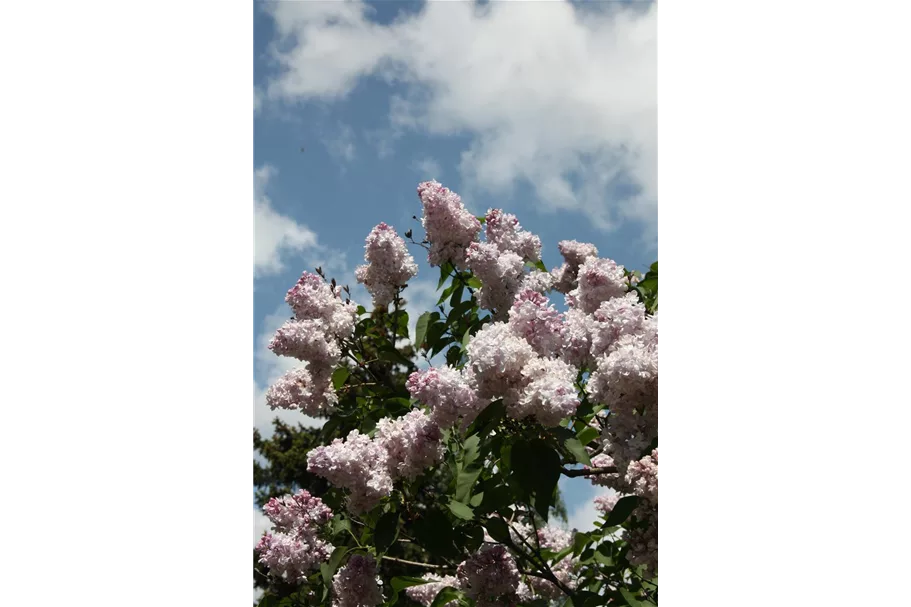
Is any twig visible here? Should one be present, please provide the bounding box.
[561,466,617,477]
[381,556,448,569]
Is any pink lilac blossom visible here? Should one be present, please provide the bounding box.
[567,257,630,314]
[267,319,342,368]
[588,333,658,418]
[285,272,357,338]
[626,449,658,504]
[406,366,485,430]
[405,574,460,607]
[551,240,599,293]
[265,363,338,416]
[510,525,577,600]
[519,269,555,294]
[375,410,444,481]
[594,493,621,514]
[512,357,580,427]
[560,308,595,370]
[417,181,482,270]
[457,544,521,607]
[465,241,525,319]
[255,490,334,585]
[332,554,384,607]
[484,208,542,262]
[590,292,647,359]
[508,290,564,358]
[584,454,621,488]
[466,322,537,405]
[355,223,419,308]
[307,430,393,514]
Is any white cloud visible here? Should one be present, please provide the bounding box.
[262,0,656,236]
[412,156,442,180]
[566,485,617,533]
[323,123,356,163]
[254,164,318,277]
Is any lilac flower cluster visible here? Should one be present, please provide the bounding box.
[417,181,482,270]
[484,208,542,263]
[456,544,521,607]
[551,240,599,293]
[593,492,620,514]
[265,272,358,416]
[510,525,578,601]
[405,574,460,607]
[355,222,418,308]
[406,366,485,430]
[567,257,630,314]
[508,290,565,358]
[332,554,384,607]
[307,411,444,513]
[466,241,525,319]
[255,490,334,585]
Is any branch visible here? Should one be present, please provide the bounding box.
[561,466,617,477]
[381,556,448,570]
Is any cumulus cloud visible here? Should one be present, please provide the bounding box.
[567,485,617,533]
[261,0,656,236]
[323,123,357,163]
[413,156,442,180]
[254,164,318,277]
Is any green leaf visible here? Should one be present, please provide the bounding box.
[480,485,513,513]
[534,259,547,272]
[511,439,562,520]
[456,467,482,503]
[577,425,600,447]
[450,284,464,307]
[483,517,512,545]
[467,400,506,438]
[448,499,475,520]
[603,495,640,527]
[430,587,462,607]
[649,261,657,274]
[620,588,648,607]
[320,546,349,586]
[415,312,431,349]
[374,511,399,552]
[461,435,481,467]
[413,508,459,559]
[466,276,483,289]
[391,576,431,592]
[438,263,454,289]
[476,215,487,224]
[463,524,484,552]
[331,516,351,537]
[461,327,472,349]
[356,305,367,315]
[331,367,350,390]
[469,492,484,507]
[564,437,592,466]
[572,531,591,557]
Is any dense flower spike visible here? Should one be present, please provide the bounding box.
[285,271,357,338]
[551,240,599,293]
[466,322,537,405]
[406,366,485,430]
[594,492,621,514]
[508,289,565,357]
[561,308,596,369]
[405,575,460,607]
[417,181,482,270]
[466,241,525,319]
[268,319,341,368]
[457,544,521,607]
[519,269,555,294]
[585,453,621,487]
[332,554,384,607]
[590,292,647,359]
[626,449,658,504]
[375,410,444,481]
[485,208,542,262]
[513,357,580,427]
[255,490,334,585]
[567,257,630,313]
[355,222,418,308]
[265,363,338,415]
[306,430,393,514]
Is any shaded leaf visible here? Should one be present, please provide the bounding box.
[564,437,592,466]
[415,312,431,350]
[331,367,350,390]
[430,587,462,607]
[448,499,474,520]
[483,516,512,545]
[374,511,399,552]
[604,495,640,527]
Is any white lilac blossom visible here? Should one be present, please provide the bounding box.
[551,240,599,293]
[375,409,444,481]
[417,181,482,270]
[285,271,357,338]
[584,453,621,488]
[405,574,460,607]
[406,366,485,430]
[466,322,537,405]
[508,289,564,358]
[560,308,595,370]
[267,319,342,369]
[626,449,658,504]
[457,544,521,607]
[588,333,658,418]
[332,554,384,607]
[512,357,580,427]
[306,430,393,514]
[594,492,621,514]
[265,363,338,416]
[567,257,630,314]
[465,241,525,319]
[519,269,555,294]
[355,222,418,308]
[255,490,334,584]
[510,525,577,600]
[590,292,647,359]
[484,208,542,262]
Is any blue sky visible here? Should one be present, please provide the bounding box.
[253,0,656,535]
